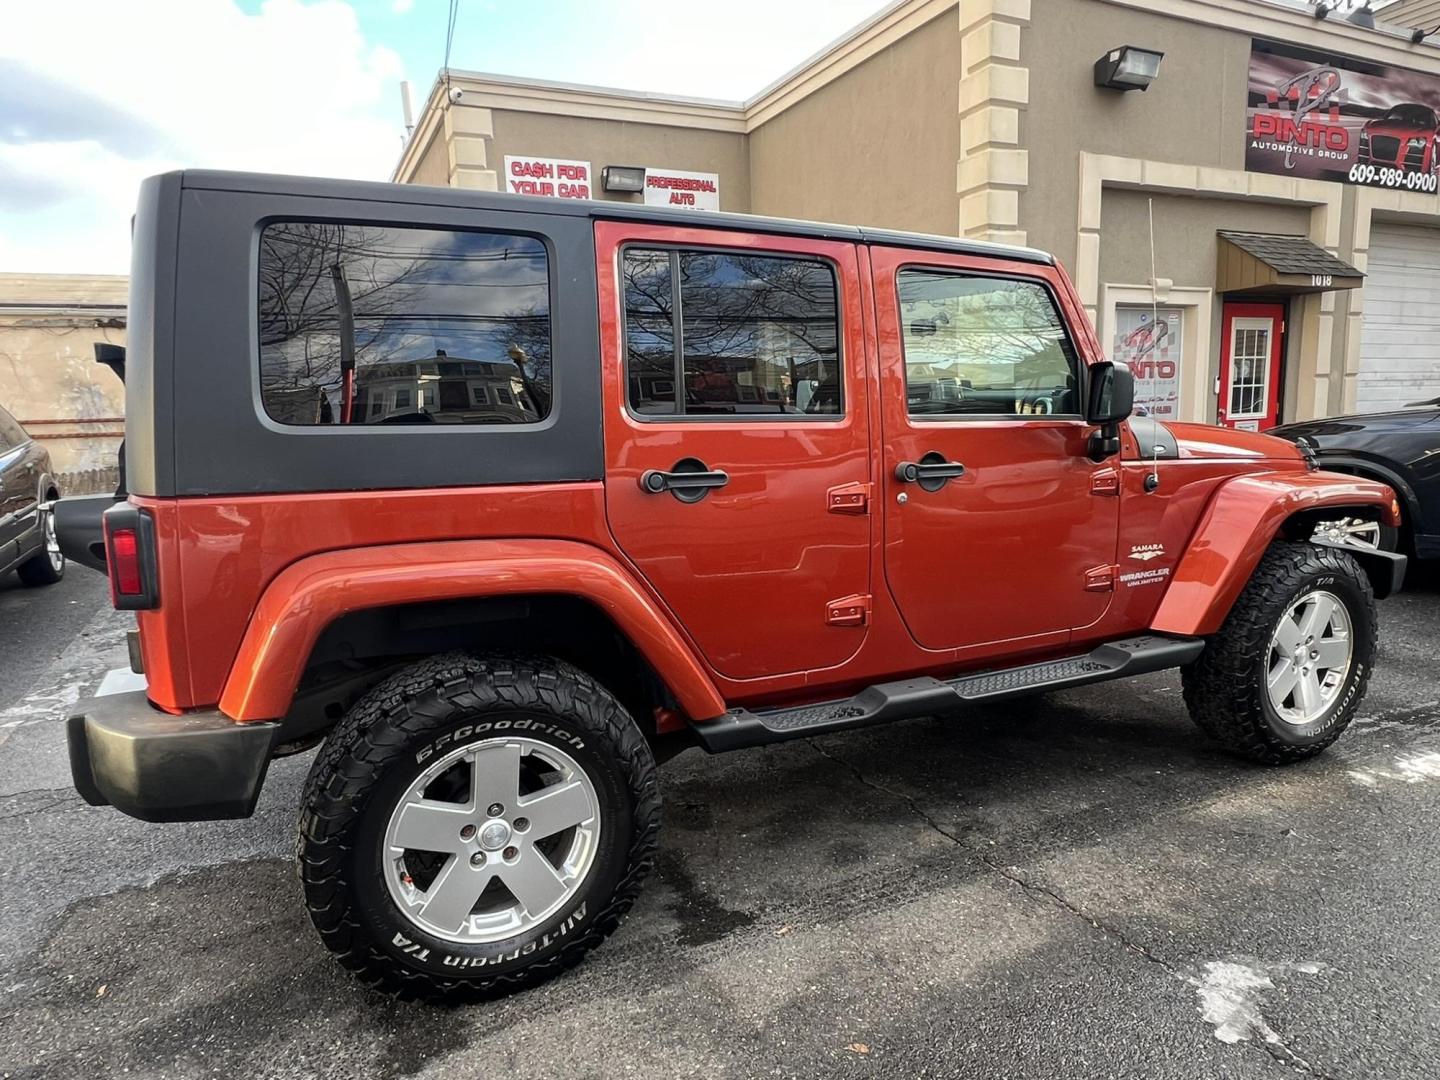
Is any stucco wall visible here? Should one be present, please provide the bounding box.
[410,127,450,188]
[0,274,127,488]
[747,10,961,234]
[1098,191,1311,289]
[488,110,751,211]
[1022,0,1253,269]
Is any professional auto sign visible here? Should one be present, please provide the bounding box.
[1245,40,1440,193]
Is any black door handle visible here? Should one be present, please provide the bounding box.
[639,458,729,503]
[894,458,966,483]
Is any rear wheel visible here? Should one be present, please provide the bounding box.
[1181,541,1376,764]
[298,652,660,1001]
[16,505,64,587]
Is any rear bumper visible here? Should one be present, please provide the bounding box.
[67,689,279,823]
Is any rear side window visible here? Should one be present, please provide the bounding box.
[0,405,28,450]
[622,247,842,417]
[258,222,552,426]
[897,270,1079,417]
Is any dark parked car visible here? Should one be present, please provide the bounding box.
[0,402,65,586]
[1271,397,1440,558]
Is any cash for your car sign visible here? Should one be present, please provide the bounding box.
[502,156,592,198]
[1246,40,1440,193]
[1113,307,1183,420]
[643,168,720,210]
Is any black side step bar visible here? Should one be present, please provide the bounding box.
[693,634,1205,753]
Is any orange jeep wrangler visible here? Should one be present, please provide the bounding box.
[59,171,1404,1001]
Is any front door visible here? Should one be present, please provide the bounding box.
[596,221,872,681]
[870,247,1120,652]
[1218,301,1285,431]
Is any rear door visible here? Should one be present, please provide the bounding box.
[596,221,872,681]
[870,246,1119,651]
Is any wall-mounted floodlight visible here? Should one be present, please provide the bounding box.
[602,166,646,193]
[1093,46,1164,91]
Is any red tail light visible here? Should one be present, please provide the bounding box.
[102,503,159,610]
[110,528,143,596]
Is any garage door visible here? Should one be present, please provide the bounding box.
[1358,224,1440,413]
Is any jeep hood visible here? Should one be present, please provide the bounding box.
[1131,420,1307,463]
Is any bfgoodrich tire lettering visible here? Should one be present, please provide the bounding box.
[1181,541,1377,764]
[298,652,660,1001]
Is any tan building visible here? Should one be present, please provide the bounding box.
[395,0,1440,429]
[0,274,126,493]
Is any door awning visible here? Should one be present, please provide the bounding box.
[1217,231,1363,296]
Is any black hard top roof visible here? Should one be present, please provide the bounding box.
[177,169,1056,267]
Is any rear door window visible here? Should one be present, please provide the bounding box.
[622,248,842,417]
[258,222,552,426]
[0,405,29,450]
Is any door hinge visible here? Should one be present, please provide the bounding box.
[1084,565,1118,592]
[827,481,872,515]
[1091,467,1121,497]
[826,594,871,627]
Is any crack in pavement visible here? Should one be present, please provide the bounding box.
[805,737,1340,1080]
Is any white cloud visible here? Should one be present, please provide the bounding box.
[0,0,404,273]
[392,0,414,12]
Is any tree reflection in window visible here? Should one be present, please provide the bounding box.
[623,248,841,416]
[898,271,1079,417]
[258,222,551,426]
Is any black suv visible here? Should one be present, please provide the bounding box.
[0,403,64,586]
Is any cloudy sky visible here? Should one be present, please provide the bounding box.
[0,0,890,275]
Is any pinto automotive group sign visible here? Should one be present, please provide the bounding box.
[1246,40,1440,194]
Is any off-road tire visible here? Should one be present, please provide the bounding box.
[298,652,660,1001]
[1181,541,1376,765]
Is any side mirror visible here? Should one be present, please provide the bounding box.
[1085,362,1133,461]
[1086,361,1134,425]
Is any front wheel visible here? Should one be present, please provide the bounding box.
[1311,515,1398,554]
[298,653,660,1001]
[1182,541,1376,764]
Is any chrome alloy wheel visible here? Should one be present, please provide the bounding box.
[1267,590,1353,726]
[43,507,63,573]
[383,736,600,944]
[1314,516,1382,551]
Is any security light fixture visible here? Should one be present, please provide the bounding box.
[1314,0,1376,25]
[1346,2,1376,28]
[1093,46,1164,92]
[602,165,646,193]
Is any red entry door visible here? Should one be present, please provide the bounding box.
[1218,302,1285,431]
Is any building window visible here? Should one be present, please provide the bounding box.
[257,222,552,426]
[1112,306,1183,420]
[622,247,842,417]
[897,270,1079,416]
[471,386,488,405]
[496,387,513,405]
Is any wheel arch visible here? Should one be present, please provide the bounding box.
[218,539,727,729]
[1308,452,1423,540]
[1151,470,1401,637]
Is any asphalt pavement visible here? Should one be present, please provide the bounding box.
[1,564,1438,1079]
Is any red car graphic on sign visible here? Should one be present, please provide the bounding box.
[1359,103,1440,173]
